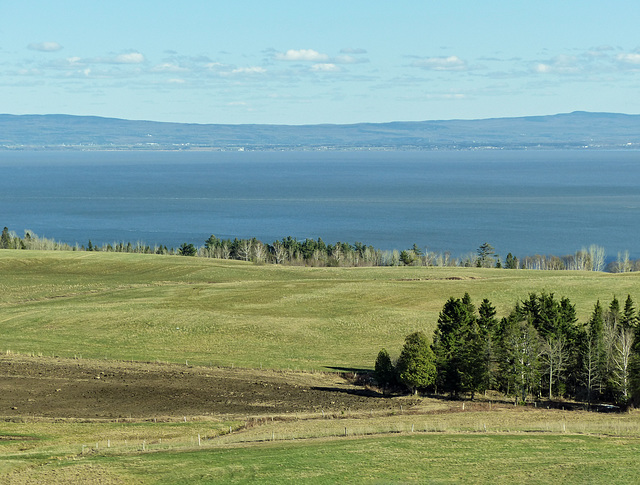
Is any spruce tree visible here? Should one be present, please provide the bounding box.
[504,252,519,269]
[516,292,578,397]
[630,306,640,404]
[396,332,436,395]
[432,294,481,397]
[623,295,637,329]
[374,348,396,394]
[478,298,499,393]
[607,296,621,327]
[476,242,495,267]
[586,300,606,399]
[1,227,12,249]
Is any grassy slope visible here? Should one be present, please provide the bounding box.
[2,250,639,370]
[3,249,640,483]
[105,434,640,484]
[4,413,640,484]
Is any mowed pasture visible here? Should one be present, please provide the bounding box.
[3,250,640,483]
[1,250,639,370]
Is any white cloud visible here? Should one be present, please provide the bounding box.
[616,53,640,65]
[334,54,369,65]
[152,62,188,72]
[217,66,267,77]
[54,52,146,67]
[113,52,145,64]
[28,41,63,52]
[17,68,43,76]
[585,45,614,58]
[206,62,226,70]
[412,56,467,71]
[534,63,552,73]
[275,49,329,62]
[230,66,266,75]
[532,55,581,74]
[311,63,341,72]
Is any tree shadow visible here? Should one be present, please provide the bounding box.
[324,366,371,374]
[310,386,384,398]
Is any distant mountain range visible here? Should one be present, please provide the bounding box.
[1,111,639,150]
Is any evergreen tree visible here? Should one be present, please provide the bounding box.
[1,227,12,249]
[432,294,482,397]
[516,292,578,397]
[478,298,499,392]
[411,243,422,257]
[396,332,436,395]
[602,296,622,399]
[178,242,197,256]
[558,296,581,396]
[476,242,495,268]
[585,300,606,399]
[504,252,519,269]
[629,306,640,404]
[399,250,416,266]
[461,292,475,314]
[606,296,621,327]
[622,295,637,329]
[374,348,396,394]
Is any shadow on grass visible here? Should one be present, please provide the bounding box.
[311,386,384,398]
[324,366,372,374]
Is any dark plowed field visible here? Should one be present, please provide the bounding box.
[1,355,400,419]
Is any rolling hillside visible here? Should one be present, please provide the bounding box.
[1,111,639,150]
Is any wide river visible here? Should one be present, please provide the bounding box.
[1,150,639,259]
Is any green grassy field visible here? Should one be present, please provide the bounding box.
[3,249,640,483]
[4,410,640,484]
[1,250,638,370]
[91,434,640,484]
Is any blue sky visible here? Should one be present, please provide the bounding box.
[2,1,640,124]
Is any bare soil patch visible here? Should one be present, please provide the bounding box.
[0,355,400,419]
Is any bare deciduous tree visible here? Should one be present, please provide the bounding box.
[220,241,230,260]
[581,335,602,405]
[252,240,266,262]
[272,241,286,264]
[615,250,631,273]
[237,239,252,261]
[612,327,634,401]
[503,320,540,403]
[541,336,568,399]
[588,245,606,272]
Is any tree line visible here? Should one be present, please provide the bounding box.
[376,292,640,407]
[2,226,639,272]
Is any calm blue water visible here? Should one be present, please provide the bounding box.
[1,150,639,259]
